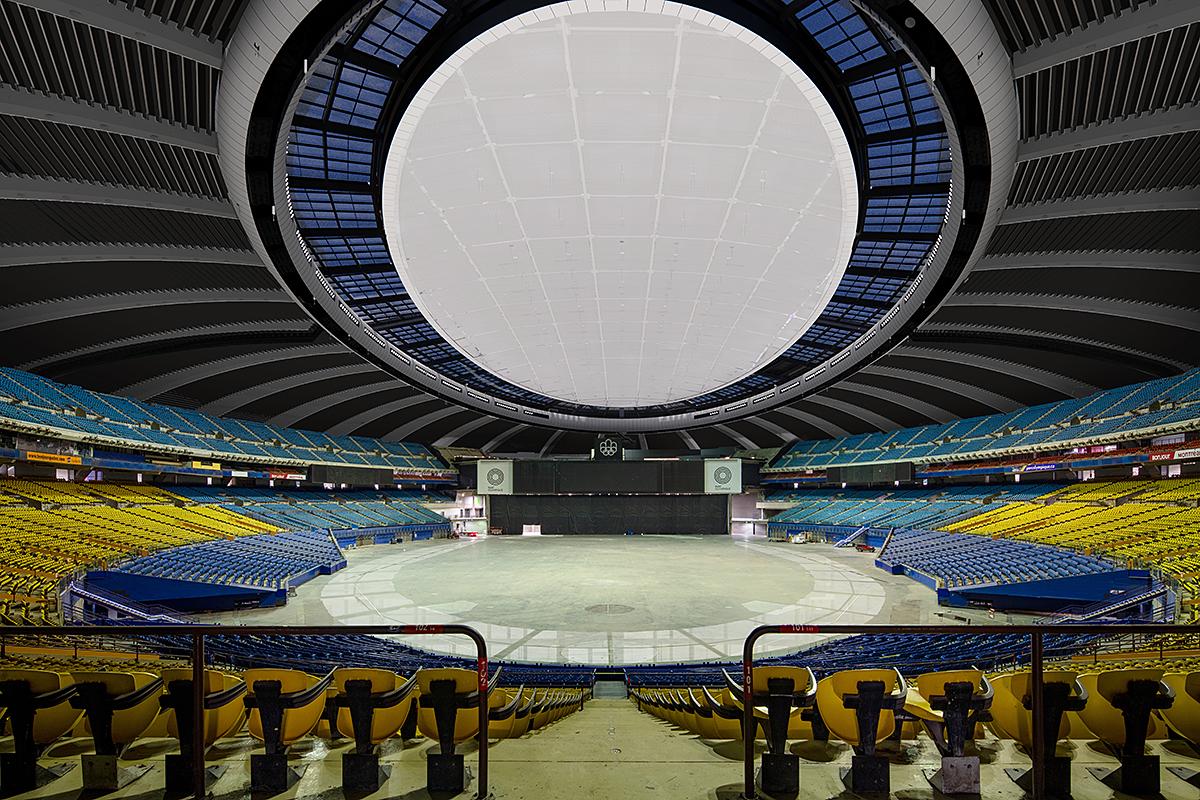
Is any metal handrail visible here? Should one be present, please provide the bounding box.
[739,622,1200,800]
[0,624,491,800]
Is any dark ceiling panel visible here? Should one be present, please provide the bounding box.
[641,431,689,450]
[874,353,1060,404]
[0,200,250,248]
[955,267,1200,306]
[986,210,1200,254]
[182,353,363,400]
[234,372,397,420]
[290,385,419,433]
[1,303,308,364]
[755,411,832,441]
[929,306,1200,364]
[818,385,936,429]
[834,373,1000,420]
[0,116,227,197]
[443,418,514,450]
[1008,132,1200,205]
[0,262,277,304]
[401,409,487,445]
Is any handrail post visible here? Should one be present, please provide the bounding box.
[472,628,490,800]
[191,630,205,799]
[1030,630,1045,800]
[742,630,757,799]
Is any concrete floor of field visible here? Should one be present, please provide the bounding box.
[19,697,1200,800]
[211,534,1022,664]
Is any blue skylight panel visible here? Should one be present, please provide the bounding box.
[354,297,418,323]
[327,270,406,301]
[355,0,445,63]
[834,274,908,303]
[795,0,886,70]
[867,133,951,186]
[822,301,884,327]
[296,58,391,128]
[849,239,930,272]
[291,189,376,229]
[864,194,948,234]
[307,236,392,268]
[286,130,373,182]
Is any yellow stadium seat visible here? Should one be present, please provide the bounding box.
[903,670,992,794]
[0,669,83,794]
[329,668,415,745]
[1159,671,1200,746]
[988,670,1087,797]
[487,688,526,739]
[71,671,163,754]
[243,668,334,793]
[815,669,907,794]
[1076,669,1174,795]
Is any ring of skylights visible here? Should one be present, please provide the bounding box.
[263,0,975,429]
[380,5,859,408]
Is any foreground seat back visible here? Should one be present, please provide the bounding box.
[245,669,328,748]
[817,669,902,747]
[990,671,1083,747]
[906,669,991,756]
[1160,672,1200,744]
[415,668,482,744]
[161,668,247,747]
[70,671,163,754]
[331,668,413,744]
[1078,669,1170,750]
[0,669,82,747]
[488,688,524,738]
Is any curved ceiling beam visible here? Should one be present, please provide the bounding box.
[0,175,236,217]
[270,383,419,429]
[943,295,1200,331]
[856,365,1019,412]
[117,342,348,397]
[322,393,443,437]
[1001,188,1200,224]
[12,0,225,67]
[17,321,315,372]
[200,364,381,416]
[712,424,758,450]
[803,395,907,432]
[0,290,294,331]
[918,324,1192,372]
[972,251,1200,273]
[434,414,500,448]
[385,406,477,443]
[483,424,528,453]
[741,415,798,444]
[772,406,852,438]
[1012,1,1200,77]
[0,86,219,152]
[886,344,1097,395]
[0,243,261,268]
[537,429,565,457]
[831,380,958,424]
[1017,104,1200,161]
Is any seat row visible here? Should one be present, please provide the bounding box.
[632,664,1200,797]
[0,663,587,796]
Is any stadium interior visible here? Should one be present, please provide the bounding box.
[0,0,1199,798]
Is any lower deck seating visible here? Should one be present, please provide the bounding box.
[879,529,1115,587]
[768,478,1200,616]
[113,530,346,589]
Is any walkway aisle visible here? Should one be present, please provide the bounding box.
[487,698,742,799]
